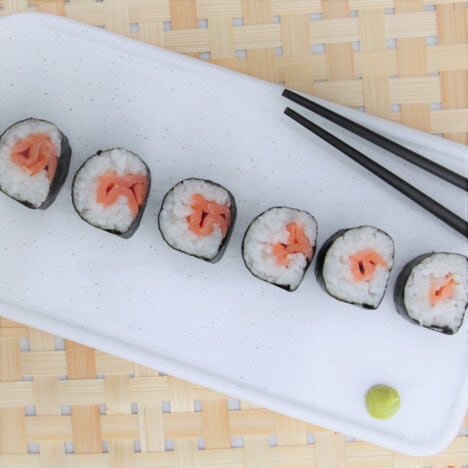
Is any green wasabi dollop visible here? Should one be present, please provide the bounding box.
[365,384,400,419]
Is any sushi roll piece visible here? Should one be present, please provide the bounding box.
[316,226,394,309]
[0,118,71,209]
[394,252,468,334]
[242,207,317,291]
[158,178,236,262]
[72,148,150,238]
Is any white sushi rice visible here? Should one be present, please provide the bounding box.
[159,179,232,260]
[243,207,317,291]
[403,253,467,333]
[0,119,61,207]
[322,226,394,307]
[72,149,148,233]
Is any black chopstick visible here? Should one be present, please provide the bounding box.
[283,89,468,191]
[284,106,468,238]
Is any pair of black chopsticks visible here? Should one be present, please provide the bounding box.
[282,89,468,238]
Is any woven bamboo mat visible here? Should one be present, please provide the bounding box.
[1,318,467,468]
[0,1,467,467]
[1,0,468,144]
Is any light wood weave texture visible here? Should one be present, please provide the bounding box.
[1,0,467,143]
[1,318,467,468]
[0,1,467,467]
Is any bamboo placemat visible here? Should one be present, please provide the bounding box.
[1,318,467,468]
[0,1,467,467]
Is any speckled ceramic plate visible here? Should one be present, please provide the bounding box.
[0,14,467,456]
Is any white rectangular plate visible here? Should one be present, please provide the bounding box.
[0,14,467,456]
